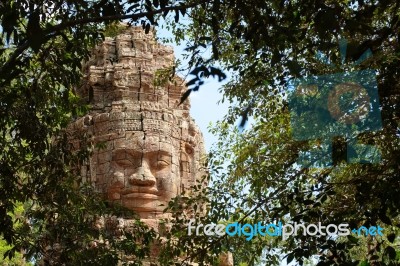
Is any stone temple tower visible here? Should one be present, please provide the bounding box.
[73,25,205,224]
[68,26,233,265]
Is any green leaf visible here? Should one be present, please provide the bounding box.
[385,246,396,260]
[286,253,294,264]
[179,89,192,105]
[359,261,370,266]
[387,233,396,243]
[27,11,44,52]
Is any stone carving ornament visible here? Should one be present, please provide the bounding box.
[68,26,233,265]
[71,26,204,222]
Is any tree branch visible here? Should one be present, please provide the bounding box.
[45,1,204,34]
[0,1,206,84]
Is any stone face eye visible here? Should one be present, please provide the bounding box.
[155,151,172,171]
[112,149,142,168]
[157,160,170,169]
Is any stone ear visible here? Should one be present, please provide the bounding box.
[180,150,189,173]
[184,143,194,155]
[180,142,194,173]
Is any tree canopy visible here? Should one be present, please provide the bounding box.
[0,0,201,264]
[160,0,400,265]
[1,0,400,265]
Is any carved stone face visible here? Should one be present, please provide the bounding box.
[103,134,182,217]
[88,123,198,219]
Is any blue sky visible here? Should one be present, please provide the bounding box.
[188,78,231,151]
[156,27,231,152]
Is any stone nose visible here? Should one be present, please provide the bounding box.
[128,162,156,186]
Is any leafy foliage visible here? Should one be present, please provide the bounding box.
[160,0,400,265]
[0,203,32,266]
[0,0,206,264]
[2,0,400,265]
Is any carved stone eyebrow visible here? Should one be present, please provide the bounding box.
[112,149,172,161]
[111,149,141,161]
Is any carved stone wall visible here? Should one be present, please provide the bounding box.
[69,26,232,266]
